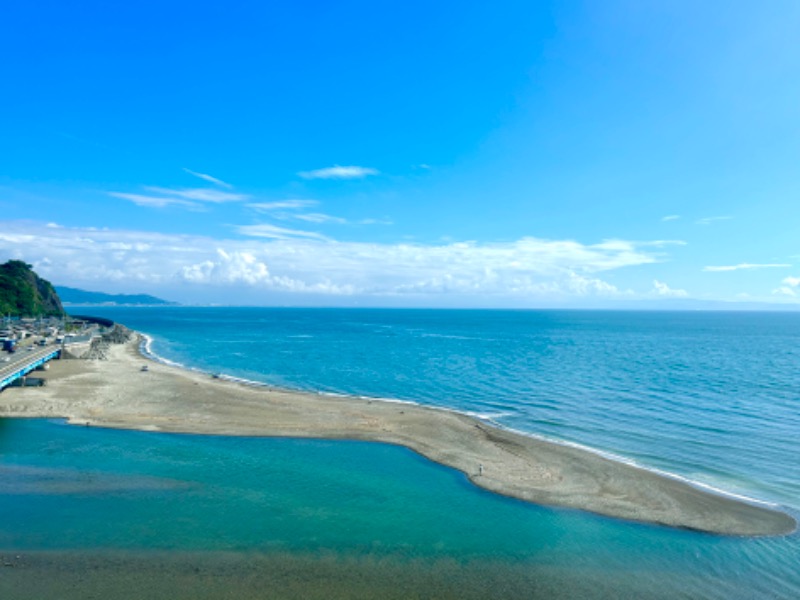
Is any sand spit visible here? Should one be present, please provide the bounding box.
[0,336,795,536]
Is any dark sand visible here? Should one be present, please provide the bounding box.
[0,549,729,600]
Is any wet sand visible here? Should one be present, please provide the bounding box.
[0,336,795,536]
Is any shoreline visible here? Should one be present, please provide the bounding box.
[0,332,796,537]
[137,332,786,512]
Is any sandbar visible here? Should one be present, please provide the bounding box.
[0,334,795,536]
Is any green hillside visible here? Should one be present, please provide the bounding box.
[0,260,64,316]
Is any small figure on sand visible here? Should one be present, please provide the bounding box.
[479,463,484,476]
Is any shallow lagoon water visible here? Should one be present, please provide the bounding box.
[2,418,797,599]
[2,308,799,598]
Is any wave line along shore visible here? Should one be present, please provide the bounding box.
[0,331,795,537]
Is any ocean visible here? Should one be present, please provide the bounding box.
[1,308,799,598]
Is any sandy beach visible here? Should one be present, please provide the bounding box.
[0,334,795,537]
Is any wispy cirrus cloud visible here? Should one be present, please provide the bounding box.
[298,165,379,180]
[703,263,791,272]
[144,186,248,203]
[247,199,361,226]
[247,200,319,211]
[108,192,199,209]
[182,168,232,189]
[695,216,733,225]
[110,185,248,209]
[290,213,348,224]
[236,223,329,240]
[661,215,681,222]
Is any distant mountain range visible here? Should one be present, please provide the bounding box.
[56,286,177,306]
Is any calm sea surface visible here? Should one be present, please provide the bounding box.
[1,308,799,598]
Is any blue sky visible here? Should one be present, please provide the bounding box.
[2,1,800,306]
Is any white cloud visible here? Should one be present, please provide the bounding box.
[359,218,393,225]
[773,276,800,297]
[110,184,247,209]
[297,165,379,180]
[248,200,318,211]
[182,168,232,189]
[783,276,800,287]
[0,220,683,302]
[144,186,248,203]
[246,200,347,224]
[291,213,348,224]
[247,200,388,228]
[661,215,680,222]
[652,279,688,298]
[695,216,733,225]
[181,249,270,285]
[617,239,686,248]
[236,223,329,240]
[108,192,199,209]
[263,275,357,295]
[703,263,791,272]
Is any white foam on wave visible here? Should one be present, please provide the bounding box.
[139,334,185,369]
[139,333,273,389]
[464,410,515,420]
[362,395,420,406]
[215,373,274,389]
[321,391,422,407]
[480,419,782,509]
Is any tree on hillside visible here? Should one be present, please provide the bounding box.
[0,260,64,316]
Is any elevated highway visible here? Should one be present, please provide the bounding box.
[0,345,61,390]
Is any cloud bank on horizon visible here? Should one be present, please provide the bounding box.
[1,1,799,307]
[0,220,691,305]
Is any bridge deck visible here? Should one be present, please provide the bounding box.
[0,346,62,390]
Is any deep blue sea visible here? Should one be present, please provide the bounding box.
[2,308,799,598]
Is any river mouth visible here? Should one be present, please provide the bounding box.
[1,418,798,600]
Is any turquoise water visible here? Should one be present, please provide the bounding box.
[2,308,799,598]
